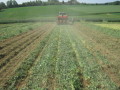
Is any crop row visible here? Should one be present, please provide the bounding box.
[0,23,48,49]
[0,25,55,89]
[69,25,118,89]
[0,24,119,89]
[14,25,85,90]
[0,22,45,40]
[95,23,120,30]
[81,22,120,38]
[0,24,51,69]
[0,23,49,54]
[0,23,55,88]
[19,26,60,90]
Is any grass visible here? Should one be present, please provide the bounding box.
[0,5,120,21]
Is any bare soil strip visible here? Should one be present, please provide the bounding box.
[74,23,120,87]
[0,23,55,87]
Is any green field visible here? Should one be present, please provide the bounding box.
[0,22,120,89]
[0,5,120,21]
[0,5,120,90]
[0,22,45,40]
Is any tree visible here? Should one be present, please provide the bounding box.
[68,0,78,4]
[48,0,59,5]
[12,0,18,7]
[7,0,12,8]
[0,2,6,11]
[7,0,18,8]
[114,1,120,5]
[62,0,65,4]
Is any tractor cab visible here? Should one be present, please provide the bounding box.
[57,12,68,24]
[59,12,66,16]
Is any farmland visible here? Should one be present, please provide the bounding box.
[0,5,120,90]
[0,22,46,40]
[95,23,120,30]
[0,22,120,89]
[0,5,120,22]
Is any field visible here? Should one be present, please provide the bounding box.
[0,5,120,22]
[0,5,120,90]
[95,23,120,30]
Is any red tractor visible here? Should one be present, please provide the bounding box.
[57,12,68,24]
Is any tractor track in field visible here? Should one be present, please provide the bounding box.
[0,23,55,87]
[74,23,120,87]
[0,24,51,68]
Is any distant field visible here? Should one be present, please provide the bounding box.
[95,23,120,30]
[0,5,120,21]
[81,22,120,37]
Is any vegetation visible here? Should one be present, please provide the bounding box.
[95,23,120,30]
[82,22,120,37]
[105,1,120,5]
[0,5,120,22]
[0,23,119,89]
[2,31,52,89]
[0,22,44,40]
[7,0,18,8]
[0,2,6,11]
[0,0,119,11]
[0,1,120,89]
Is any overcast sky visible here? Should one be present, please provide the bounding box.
[0,0,119,4]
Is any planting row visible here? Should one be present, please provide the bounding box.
[0,23,119,89]
[0,24,53,69]
[0,23,55,88]
[68,26,118,89]
[0,22,46,40]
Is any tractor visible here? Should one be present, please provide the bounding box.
[57,12,74,25]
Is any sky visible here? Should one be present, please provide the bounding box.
[0,0,119,4]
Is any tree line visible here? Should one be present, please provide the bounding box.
[0,0,79,10]
[0,0,120,11]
